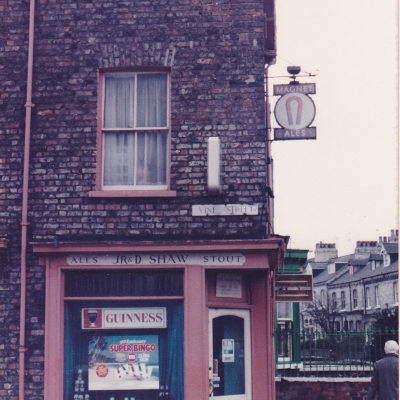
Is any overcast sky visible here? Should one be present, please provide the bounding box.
[269,0,398,257]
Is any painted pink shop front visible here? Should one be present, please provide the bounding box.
[34,238,286,400]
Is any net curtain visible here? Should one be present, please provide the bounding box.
[103,74,167,186]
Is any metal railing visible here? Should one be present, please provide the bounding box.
[275,328,398,378]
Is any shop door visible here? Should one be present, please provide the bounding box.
[208,309,251,400]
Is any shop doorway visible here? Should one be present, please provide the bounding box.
[208,309,251,399]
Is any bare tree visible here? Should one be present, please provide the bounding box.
[303,291,341,334]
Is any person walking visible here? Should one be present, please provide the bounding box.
[366,340,399,400]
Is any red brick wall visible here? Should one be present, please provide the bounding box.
[276,379,370,400]
[1,0,274,399]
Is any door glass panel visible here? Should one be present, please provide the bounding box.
[209,309,251,399]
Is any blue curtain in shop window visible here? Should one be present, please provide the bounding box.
[64,300,183,400]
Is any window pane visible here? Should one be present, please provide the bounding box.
[137,131,167,185]
[104,76,135,128]
[103,132,135,185]
[137,74,167,128]
[212,316,245,396]
[277,302,292,320]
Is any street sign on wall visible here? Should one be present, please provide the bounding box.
[273,83,316,141]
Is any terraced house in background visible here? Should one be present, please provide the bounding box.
[303,231,398,333]
[0,1,288,400]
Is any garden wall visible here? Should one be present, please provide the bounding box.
[276,378,371,400]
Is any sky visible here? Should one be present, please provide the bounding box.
[269,0,398,257]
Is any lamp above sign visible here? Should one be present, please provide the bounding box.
[273,83,317,141]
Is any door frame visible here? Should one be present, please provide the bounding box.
[208,308,252,400]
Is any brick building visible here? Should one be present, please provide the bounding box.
[1,1,287,399]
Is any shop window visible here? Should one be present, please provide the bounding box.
[91,69,176,198]
[63,270,184,400]
[64,300,183,400]
[65,270,183,297]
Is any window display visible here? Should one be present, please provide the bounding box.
[64,300,183,400]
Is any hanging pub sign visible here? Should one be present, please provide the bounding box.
[273,83,316,141]
[88,335,160,391]
[275,274,313,302]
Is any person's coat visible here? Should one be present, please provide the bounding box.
[367,353,399,400]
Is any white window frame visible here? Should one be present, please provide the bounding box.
[328,263,335,274]
[276,302,293,363]
[374,285,380,308]
[208,309,252,400]
[352,289,358,309]
[332,292,337,309]
[91,68,176,198]
[366,287,371,309]
[102,71,169,190]
[340,291,346,310]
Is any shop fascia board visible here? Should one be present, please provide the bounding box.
[31,237,289,270]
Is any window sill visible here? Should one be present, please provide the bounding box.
[89,190,177,198]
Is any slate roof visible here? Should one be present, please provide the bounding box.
[332,259,398,285]
[309,255,395,286]
[347,258,369,266]
[370,253,384,261]
[313,262,348,285]
[382,242,398,254]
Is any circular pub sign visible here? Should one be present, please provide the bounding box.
[274,92,316,130]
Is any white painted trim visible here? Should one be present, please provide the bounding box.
[209,309,252,400]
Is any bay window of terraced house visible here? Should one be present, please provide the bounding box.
[98,70,170,192]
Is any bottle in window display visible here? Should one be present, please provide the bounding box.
[165,385,170,400]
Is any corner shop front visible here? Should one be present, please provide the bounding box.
[34,238,286,400]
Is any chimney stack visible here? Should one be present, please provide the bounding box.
[314,242,338,262]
